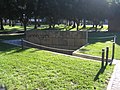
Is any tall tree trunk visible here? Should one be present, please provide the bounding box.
[29,18,31,25]
[21,21,23,26]
[100,22,103,28]
[9,19,12,26]
[23,19,27,34]
[53,24,55,28]
[101,25,103,28]
[49,24,52,29]
[0,18,4,30]
[34,16,37,29]
[92,21,94,28]
[76,21,79,31]
[83,19,86,28]
[95,24,98,31]
[67,20,70,26]
[12,20,15,27]
[72,21,76,28]
[4,19,7,25]
[24,23,26,32]
[38,19,41,27]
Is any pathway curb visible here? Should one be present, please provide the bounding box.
[107,60,120,90]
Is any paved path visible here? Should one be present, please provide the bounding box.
[2,39,22,46]
[107,60,120,90]
[0,32,24,36]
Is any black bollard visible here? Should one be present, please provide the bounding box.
[110,42,115,65]
[101,49,105,68]
[106,47,109,65]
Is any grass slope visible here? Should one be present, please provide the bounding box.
[79,32,120,60]
[0,42,114,90]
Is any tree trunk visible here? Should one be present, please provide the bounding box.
[53,24,55,28]
[76,21,79,31]
[83,19,86,28]
[12,20,15,27]
[24,23,26,32]
[28,18,31,25]
[4,19,7,25]
[72,21,76,28]
[38,19,41,27]
[0,18,4,30]
[21,21,23,26]
[34,16,37,29]
[67,20,70,26]
[23,19,27,35]
[95,24,98,31]
[49,24,52,29]
[100,23,103,28]
[9,19,11,26]
[101,25,103,28]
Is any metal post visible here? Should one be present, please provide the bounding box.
[114,35,117,43]
[101,49,105,68]
[110,42,115,65]
[106,47,109,65]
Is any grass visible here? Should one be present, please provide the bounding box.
[79,32,120,60]
[79,41,113,58]
[0,41,114,90]
[44,24,108,31]
[0,24,108,32]
[0,25,34,32]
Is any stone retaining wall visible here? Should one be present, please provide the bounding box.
[25,30,88,50]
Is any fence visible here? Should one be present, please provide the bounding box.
[100,35,116,67]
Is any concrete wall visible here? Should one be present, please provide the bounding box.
[25,30,88,50]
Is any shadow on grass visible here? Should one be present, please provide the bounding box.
[79,48,90,53]
[0,42,28,54]
[79,27,86,30]
[94,64,107,81]
[0,35,24,40]
[40,27,65,31]
[88,32,120,45]
[67,27,75,31]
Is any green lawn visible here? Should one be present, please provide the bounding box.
[79,32,120,60]
[0,42,114,90]
[41,24,108,31]
[1,25,34,32]
[0,24,108,32]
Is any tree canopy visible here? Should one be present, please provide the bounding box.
[0,0,119,30]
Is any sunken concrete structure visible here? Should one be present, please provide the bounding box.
[25,30,88,50]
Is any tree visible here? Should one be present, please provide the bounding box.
[85,0,108,30]
[16,0,35,32]
[0,0,6,30]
